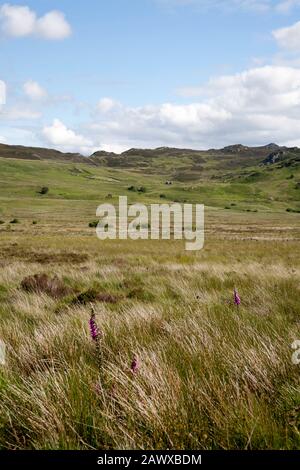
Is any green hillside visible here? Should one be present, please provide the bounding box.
[0,144,300,450]
[0,143,299,216]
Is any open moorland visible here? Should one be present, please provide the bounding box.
[0,143,299,449]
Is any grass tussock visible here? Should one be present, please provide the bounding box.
[0,222,299,450]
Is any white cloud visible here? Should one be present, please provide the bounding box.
[0,4,35,37]
[5,64,300,153]
[100,143,129,154]
[97,98,120,114]
[42,119,94,154]
[0,4,71,40]
[6,65,300,153]
[85,65,300,151]
[273,21,300,50]
[35,11,72,40]
[200,65,300,112]
[23,80,48,100]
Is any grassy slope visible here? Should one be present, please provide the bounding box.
[0,155,299,215]
[0,155,299,449]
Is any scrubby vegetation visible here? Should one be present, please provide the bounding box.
[38,186,49,195]
[0,214,299,449]
[89,220,99,228]
[0,150,299,450]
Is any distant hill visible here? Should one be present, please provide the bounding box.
[88,143,300,180]
[0,142,299,211]
[0,143,92,165]
[1,142,299,182]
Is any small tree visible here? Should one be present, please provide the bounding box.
[89,220,98,228]
[38,187,49,195]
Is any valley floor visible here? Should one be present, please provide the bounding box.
[0,204,299,449]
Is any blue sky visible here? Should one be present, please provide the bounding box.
[1,0,300,153]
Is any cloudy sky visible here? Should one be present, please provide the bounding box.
[1,0,300,154]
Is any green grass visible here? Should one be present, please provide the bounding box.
[0,156,299,213]
[0,156,299,449]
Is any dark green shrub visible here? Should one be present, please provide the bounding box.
[88,220,98,228]
[286,208,300,213]
[38,187,49,195]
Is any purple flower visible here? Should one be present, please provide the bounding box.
[234,288,241,306]
[89,311,100,341]
[131,355,139,374]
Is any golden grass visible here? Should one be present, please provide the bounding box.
[0,210,299,449]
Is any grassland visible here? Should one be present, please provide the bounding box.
[0,154,299,450]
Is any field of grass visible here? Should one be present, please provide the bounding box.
[0,156,299,449]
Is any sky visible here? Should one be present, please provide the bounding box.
[1,0,300,154]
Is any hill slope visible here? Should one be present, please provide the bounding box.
[0,143,92,165]
[89,143,300,181]
[1,142,299,176]
[0,142,299,214]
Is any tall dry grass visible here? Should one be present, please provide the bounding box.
[0,231,299,449]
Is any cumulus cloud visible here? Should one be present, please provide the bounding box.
[0,4,71,40]
[5,65,300,153]
[97,98,120,114]
[42,119,94,154]
[35,11,72,40]
[273,20,300,50]
[100,143,130,154]
[199,65,300,112]
[23,80,48,100]
[85,65,300,151]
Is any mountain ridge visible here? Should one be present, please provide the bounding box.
[0,141,292,162]
[0,142,299,180]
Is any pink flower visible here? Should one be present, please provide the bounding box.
[89,311,100,341]
[131,355,139,374]
[234,288,241,306]
[93,382,102,395]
